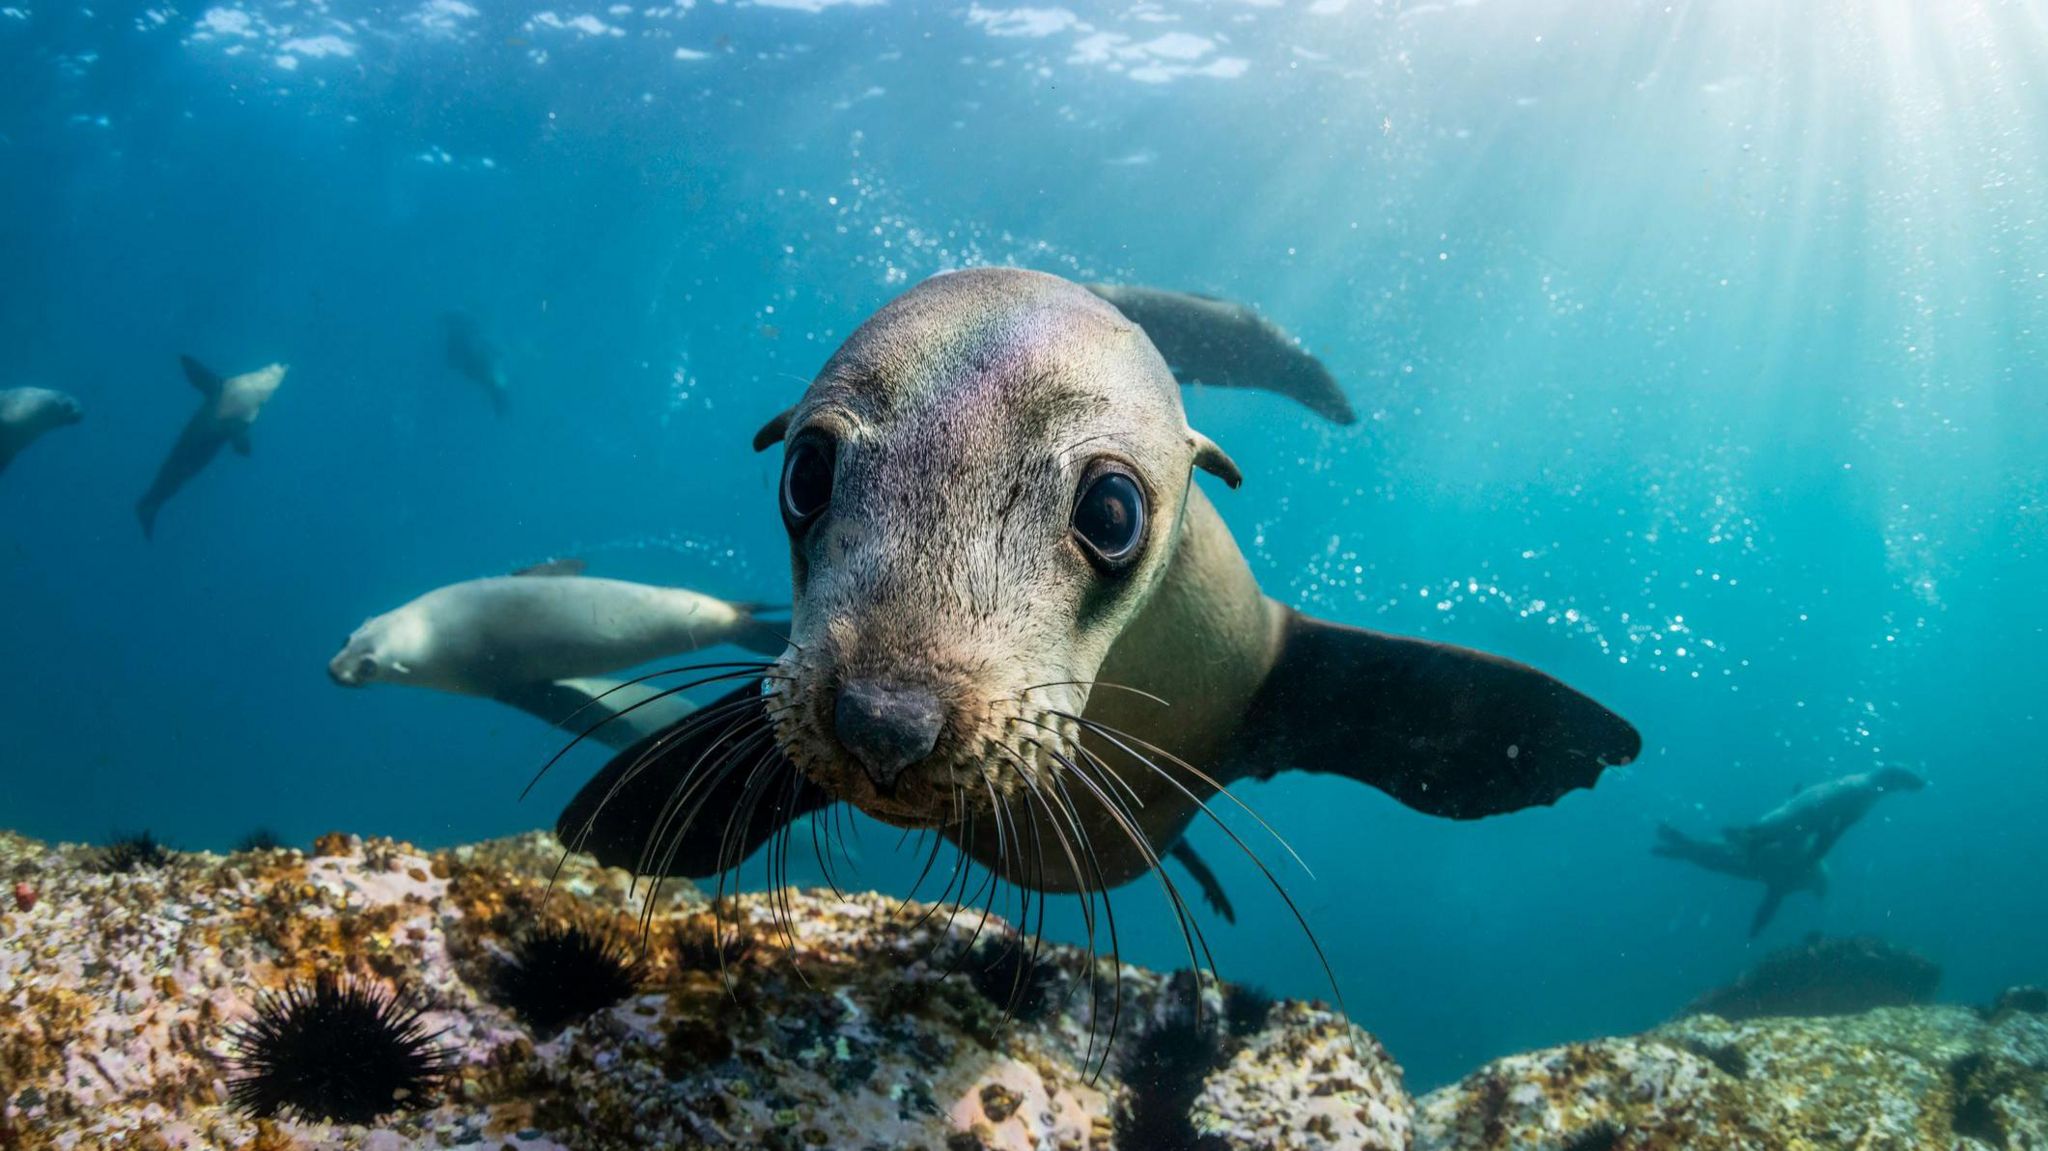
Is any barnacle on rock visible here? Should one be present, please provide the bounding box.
[227,972,455,1124]
[491,922,643,1035]
[94,830,174,873]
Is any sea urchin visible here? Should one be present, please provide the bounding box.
[94,830,173,874]
[228,973,455,1124]
[491,923,643,1035]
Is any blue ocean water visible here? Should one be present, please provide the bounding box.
[2,0,2043,1090]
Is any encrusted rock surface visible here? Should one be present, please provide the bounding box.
[1416,1002,2048,1150]
[0,830,1408,1150]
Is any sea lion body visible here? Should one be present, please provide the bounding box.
[1655,767,1924,936]
[442,311,510,416]
[329,568,785,698]
[0,387,83,475]
[562,268,1641,894]
[136,358,286,539]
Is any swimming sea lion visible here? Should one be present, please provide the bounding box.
[135,357,287,539]
[1656,767,1925,936]
[1082,283,1356,424]
[442,311,510,417]
[0,387,83,476]
[558,268,1640,914]
[329,559,787,702]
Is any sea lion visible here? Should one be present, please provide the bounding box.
[0,387,83,476]
[558,268,1640,916]
[329,560,787,703]
[442,311,510,417]
[135,357,287,539]
[1655,767,1925,936]
[1082,284,1356,424]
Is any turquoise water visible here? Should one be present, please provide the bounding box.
[3,0,2043,1089]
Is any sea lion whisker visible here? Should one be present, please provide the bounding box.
[1056,713,1352,1032]
[653,726,782,888]
[1044,768,1125,1081]
[541,658,779,732]
[525,669,777,800]
[1010,715,1146,810]
[808,788,851,902]
[1055,710,1314,880]
[626,736,763,937]
[1011,769,1100,1023]
[612,712,774,878]
[1010,680,1171,708]
[707,746,795,982]
[1051,743,1215,983]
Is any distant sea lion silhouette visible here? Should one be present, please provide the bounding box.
[0,387,83,476]
[1655,767,1925,936]
[442,311,510,417]
[557,269,1641,946]
[329,559,787,706]
[135,357,286,539]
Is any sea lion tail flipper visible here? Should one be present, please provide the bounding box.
[556,679,826,878]
[1224,610,1641,819]
[1168,839,1236,924]
[1083,283,1357,425]
[1750,887,1787,937]
[1652,822,1700,860]
[179,355,224,398]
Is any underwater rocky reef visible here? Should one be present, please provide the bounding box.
[1,829,2040,1150]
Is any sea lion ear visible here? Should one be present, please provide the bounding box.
[753,408,795,452]
[1192,432,1242,489]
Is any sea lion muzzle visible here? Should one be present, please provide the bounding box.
[833,679,946,793]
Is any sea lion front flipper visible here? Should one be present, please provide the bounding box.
[230,432,252,457]
[494,677,699,751]
[1224,611,1641,819]
[1167,839,1236,924]
[1083,283,1357,425]
[556,679,826,878]
[1750,887,1787,937]
[180,355,225,397]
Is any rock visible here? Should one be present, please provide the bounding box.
[1988,987,2048,1022]
[1191,1000,1410,1150]
[1416,1004,2048,1150]
[0,829,1410,1150]
[1681,934,1941,1021]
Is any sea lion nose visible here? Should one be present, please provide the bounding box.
[834,680,944,792]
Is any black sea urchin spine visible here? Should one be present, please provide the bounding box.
[490,923,643,1035]
[95,830,174,873]
[228,973,455,1124]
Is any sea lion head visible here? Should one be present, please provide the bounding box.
[328,609,425,687]
[46,391,84,427]
[1872,766,1926,794]
[753,268,1240,829]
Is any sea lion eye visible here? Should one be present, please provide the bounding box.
[781,434,836,529]
[1073,469,1146,569]
[356,656,377,679]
